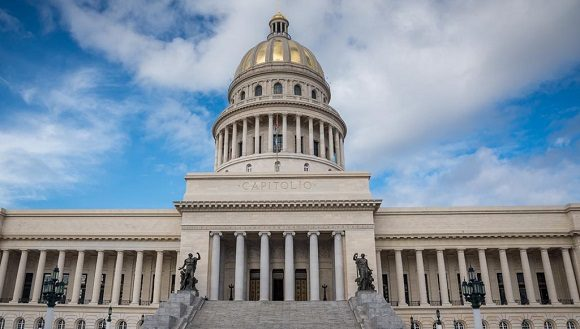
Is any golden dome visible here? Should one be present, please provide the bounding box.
[271,11,287,21]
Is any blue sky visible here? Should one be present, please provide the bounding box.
[1,0,579,209]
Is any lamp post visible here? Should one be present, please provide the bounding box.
[106,306,112,329]
[42,267,66,329]
[322,284,328,301]
[435,310,442,329]
[410,316,418,329]
[462,266,485,329]
[228,284,234,301]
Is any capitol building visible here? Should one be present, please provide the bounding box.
[0,12,579,329]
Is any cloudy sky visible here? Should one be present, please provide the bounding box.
[1,0,579,209]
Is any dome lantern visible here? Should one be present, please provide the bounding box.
[268,12,290,40]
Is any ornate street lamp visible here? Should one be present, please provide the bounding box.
[42,267,66,329]
[228,284,234,301]
[462,266,485,329]
[106,306,112,329]
[322,284,328,301]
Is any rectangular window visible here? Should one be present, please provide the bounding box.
[313,140,319,156]
[425,273,430,303]
[403,273,410,304]
[98,273,106,304]
[273,134,282,152]
[238,142,242,157]
[456,273,463,305]
[249,270,260,301]
[497,273,506,305]
[150,274,155,303]
[40,273,51,303]
[382,274,389,302]
[60,273,69,304]
[516,272,528,304]
[140,274,144,304]
[78,273,87,304]
[21,273,34,303]
[119,274,125,305]
[171,274,176,295]
[259,136,262,153]
[295,269,307,301]
[537,272,549,304]
[300,136,304,154]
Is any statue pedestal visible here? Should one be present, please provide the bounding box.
[142,291,204,329]
[348,291,403,329]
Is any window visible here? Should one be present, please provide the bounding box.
[273,134,282,153]
[497,273,507,305]
[522,321,532,329]
[117,321,128,329]
[311,89,317,99]
[382,274,389,302]
[246,164,252,173]
[537,272,550,304]
[97,320,106,329]
[240,91,245,100]
[303,163,309,172]
[21,272,33,303]
[517,272,528,304]
[454,322,465,329]
[567,321,577,329]
[499,321,510,329]
[57,319,65,329]
[273,82,283,94]
[294,84,302,95]
[35,318,45,329]
[313,140,319,156]
[16,318,25,329]
[544,321,554,329]
[274,161,280,172]
[76,320,86,329]
[255,85,262,96]
[403,273,410,304]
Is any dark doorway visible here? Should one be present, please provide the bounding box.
[272,269,284,301]
[249,269,260,301]
[21,273,34,303]
[537,272,549,304]
[295,269,307,301]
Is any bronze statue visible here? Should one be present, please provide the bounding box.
[353,253,375,291]
[179,252,201,294]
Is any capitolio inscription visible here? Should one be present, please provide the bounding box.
[239,180,313,191]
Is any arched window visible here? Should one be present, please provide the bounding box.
[522,320,532,329]
[240,91,246,100]
[0,317,4,329]
[273,82,283,94]
[16,318,25,329]
[294,84,302,96]
[500,321,510,329]
[76,319,86,329]
[311,89,317,99]
[57,319,66,329]
[544,321,554,329]
[304,163,309,172]
[255,85,262,96]
[96,320,106,329]
[567,321,577,329]
[455,322,465,329]
[35,318,45,329]
[117,321,128,329]
[274,161,280,172]
[411,321,421,329]
[246,164,252,173]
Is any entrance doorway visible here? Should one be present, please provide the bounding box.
[272,269,284,301]
[295,269,307,301]
[249,269,260,301]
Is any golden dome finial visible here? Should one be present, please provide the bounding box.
[271,11,286,21]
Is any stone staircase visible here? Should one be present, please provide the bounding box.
[186,300,359,329]
[142,291,204,329]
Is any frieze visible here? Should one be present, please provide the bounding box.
[181,224,375,231]
[174,199,382,212]
[239,180,313,191]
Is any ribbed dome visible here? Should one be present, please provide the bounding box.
[234,14,324,79]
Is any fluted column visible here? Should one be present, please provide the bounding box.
[308,231,320,300]
[284,231,295,300]
[540,248,560,304]
[89,250,105,305]
[57,250,66,281]
[282,114,288,152]
[70,250,85,304]
[30,250,47,304]
[561,248,580,303]
[259,232,271,301]
[0,250,9,300]
[478,248,495,305]
[131,251,144,305]
[11,250,28,303]
[111,250,124,306]
[242,118,248,156]
[268,114,273,153]
[457,249,468,281]
[254,115,260,154]
[328,125,334,162]
[416,249,428,305]
[340,135,345,167]
[332,231,345,300]
[214,138,218,169]
[319,121,326,159]
[295,115,301,153]
[572,247,580,298]
[498,248,515,305]
[519,248,538,305]
[232,122,238,159]
[334,129,341,166]
[223,126,229,162]
[217,130,223,165]
[376,250,383,297]
[210,232,222,301]
[308,117,314,155]
[152,251,164,305]
[394,249,406,306]
[234,231,246,301]
[436,249,450,306]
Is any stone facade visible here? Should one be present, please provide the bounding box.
[0,12,579,329]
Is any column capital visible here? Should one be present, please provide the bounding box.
[436,248,445,252]
[331,231,344,237]
[115,249,124,254]
[268,113,273,118]
[519,247,528,252]
[134,250,144,253]
[540,247,550,252]
[155,250,165,254]
[210,231,223,237]
[456,248,466,252]
[498,247,508,252]
[415,248,424,252]
[19,248,28,252]
[477,248,487,252]
[393,248,403,252]
[234,231,246,237]
[307,231,320,237]
[259,231,271,237]
[76,249,86,253]
[283,231,295,237]
[376,249,383,253]
[561,247,571,252]
[96,249,105,253]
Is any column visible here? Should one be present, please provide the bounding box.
[0,250,9,299]
[295,115,301,153]
[210,232,222,301]
[242,118,248,156]
[457,249,468,281]
[254,115,260,154]
[561,248,580,303]
[90,250,105,305]
[328,125,334,162]
[572,247,580,297]
[308,117,314,156]
[11,249,28,303]
[223,126,229,162]
[415,249,428,305]
[31,250,47,304]
[284,231,295,301]
[334,129,341,166]
[308,231,320,300]
[268,114,273,153]
[340,135,345,167]
[319,121,326,159]
[70,250,86,304]
[57,250,66,281]
[436,249,451,306]
[332,231,345,300]
[234,231,246,301]
[540,248,560,304]
[478,248,495,305]
[232,122,238,159]
[214,139,218,169]
[376,250,383,297]
[497,249,515,305]
[394,249,407,306]
[131,251,144,305]
[259,232,271,301]
[282,114,288,152]
[152,250,164,305]
[111,250,124,306]
[217,130,223,165]
[519,248,538,305]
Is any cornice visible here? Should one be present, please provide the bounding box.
[183,224,374,231]
[174,199,382,212]
[0,235,180,241]
[2,209,180,217]
[375,232,572,240]
[376,203,580,216]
